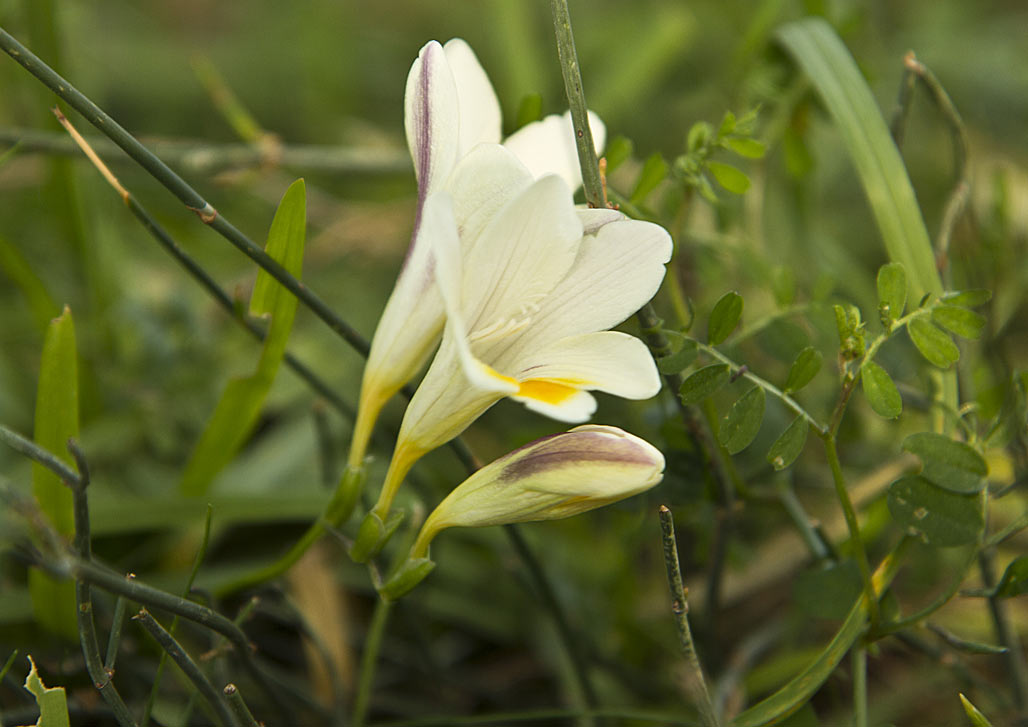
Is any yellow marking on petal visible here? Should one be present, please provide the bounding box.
[517,379,582,405]
[479,361,519,388]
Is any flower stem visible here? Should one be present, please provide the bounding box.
[852,644,868,727]
[351,598,393,727]
[658,506,720,727]
[548,0,603,208]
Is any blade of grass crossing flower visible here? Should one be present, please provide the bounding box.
[29,307,79,640]
[180,179,307,496]
[776,18,957,425]
[730,544,905,727]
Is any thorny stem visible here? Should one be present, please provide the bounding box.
[658,506,720,727]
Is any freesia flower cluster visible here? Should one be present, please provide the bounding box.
[343,38,672,594]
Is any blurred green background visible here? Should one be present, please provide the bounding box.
[1,0,1027,725]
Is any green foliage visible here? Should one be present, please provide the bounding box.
[902,432,987,494]
[784,346,822,393]
[679,363,730,405]
[657,335,698,374]
[877,262,907,326]
[707,290,743,344]
[861,361,902,419]
[22,655,70,727]
[719,386,765,454]
[887,476,984,547]
[179,179,307,496]
[993,556,1028,598]
[960,694,994,727]
[767,416,809,470]
[29,307,78,640]
[908,317,960,368]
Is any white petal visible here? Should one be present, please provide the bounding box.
[443,39,503,155]
[463,175,583,337]
[511,331,661,401]
[517,387,597,423]
[578,207,625,235]
[428,192,519,396]
[503,110,606,190]
[446,144,533,253]
[405,41,460,199]
[514,218,672,349]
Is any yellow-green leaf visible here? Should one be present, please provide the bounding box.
[784,346,822,393]
[887,475,984,547]
[707,160,750,194]
[23,655,70,727]
[30,306,78,640]
[908,317,960,368]
[719,386,765,454]
[679,364,730,406]
[180,179,307,496]
[767,416,809,471]
[708,291,743,344]
[959,693,993,727]
[876,262,907,322]
[932,305,986,340]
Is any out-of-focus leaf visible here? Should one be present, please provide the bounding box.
[908,317,960,368]
[994,555,1028,598]
[932,305,986,340]
[784,346,823,393]
[708,291,743,344]
[724,136,767,159]
[30,306,78,640]
[902,432,987,494]
[679,364,730,405]
[180,179,306,496]
[794,560,863,620]
[887,475,984,547]
[23,655,70,727]
[861,361,902,419]
[603,135,633,173]
[514,92,542,129]
[719,386,765,454]
[0,235,59,333]
[771,265,796,307]
[876,262,907,322]
[630,152,669,204]
[767,416,809,471]
[707,160,751,194]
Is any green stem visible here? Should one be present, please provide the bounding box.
[351,598,393,727]
[978,548,1028,711]
[822,436,880,629]
[0,26,370,357]
[134,609,238,727]
[852,645,867,727]
[658,506,720,727]
[548,0,603,208]
[696,341,828,436]
[0,127,411,176]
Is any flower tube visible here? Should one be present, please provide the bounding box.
[347,38,605,470]
[379,425,665,599]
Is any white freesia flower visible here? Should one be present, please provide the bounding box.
[365,178,672,523]
[379,425,665,599]
[347,38,606,468]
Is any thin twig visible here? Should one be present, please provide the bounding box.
[0,127,410,176]
[133,609,238,727]
[0,423,81,487]
[852,645,868,727]
[658,506,720,727]
[978,548,1028,713]
[223,684,262,727]
[64,439,138,727]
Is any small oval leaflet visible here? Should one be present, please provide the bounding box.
[784,346,823,393]
[707,160,750,195]
[679,363,730,406]
[932,304,986,340]
[861,360,902,418]
[719,385,765,454]
[657,337,699,375]
[767,415,809,470]
[908,317,959,368]
[887,475,984,547]
[708,291,743,345]
[943,289,992,308]
[876,262,907,322]
[901,432,988,493]
[724,136,767,159]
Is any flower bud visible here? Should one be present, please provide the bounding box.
[410,425,664,559]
